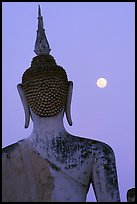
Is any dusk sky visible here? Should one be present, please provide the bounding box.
[2,2,135,202]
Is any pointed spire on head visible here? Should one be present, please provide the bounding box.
[34,4,51,55]
[38,4,41,17]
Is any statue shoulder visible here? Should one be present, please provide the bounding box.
[68,134,115,158]
[2,139,25,159]
[2,143,18,155]
[89,137,115,159]
[89,138,115,155]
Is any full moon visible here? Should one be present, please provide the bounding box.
[96,77,107,88]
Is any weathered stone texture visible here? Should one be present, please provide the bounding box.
[2,140,54,202]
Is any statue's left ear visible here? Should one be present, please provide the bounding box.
[65,81,73,126]
[17,84,30,128]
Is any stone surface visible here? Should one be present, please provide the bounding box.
[2,120,121,202]
[2,140,54,202]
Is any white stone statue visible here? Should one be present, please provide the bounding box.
[2,5,121,202]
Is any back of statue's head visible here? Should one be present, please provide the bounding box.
[22,54,68,117]
[18,5,73,128]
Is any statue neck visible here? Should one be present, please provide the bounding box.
[30,109,67,138]
[27,109,68,157]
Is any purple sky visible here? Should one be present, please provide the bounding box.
[2,2,135,202]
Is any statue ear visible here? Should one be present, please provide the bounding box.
[65,81,73,126]
[17,84,30,128]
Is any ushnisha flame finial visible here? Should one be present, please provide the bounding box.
[34,5,51,55]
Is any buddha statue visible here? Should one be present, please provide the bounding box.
[2,5,121,202]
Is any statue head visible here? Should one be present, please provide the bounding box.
[17,5,73,128]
